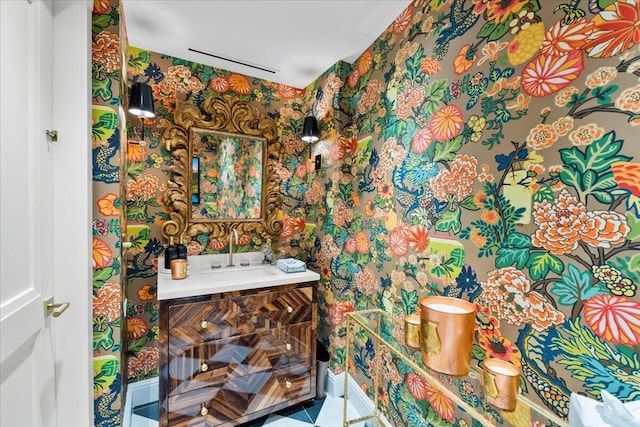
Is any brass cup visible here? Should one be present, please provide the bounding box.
[483,359,520,412]
[419,296,476,376]
[170,259,188,280]
[404,315,421,348]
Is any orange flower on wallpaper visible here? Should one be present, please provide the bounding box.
[127,141,147,162]
[568,123,604,146]
[522,50,585,97]
[420,57,441,75]
[470,227,487,247]
[406,372,430,400]
[281,215,305,238]
[276,83,298,99]
[429,104,463,141]
[328,301,354,327]
[581,210,630,249]
[585,66,618,89]
[151,82,177,109]
[430,154,478,202]
[480,267,565,331]
[526,123,558,150]
[583,294,640,346]
[478,331,522,366]
[612,162,640,196]
[615,84,640,114]
[392,5,413,34]
[209,77,229,93]
[552,116,574,137]
[584,1,640,58]
[97,193,119,216]
[137,284,155,302]
[93,0,110,13]
[407,225,430,252]
[330,134,357,161]
[412,126,434,154]
[425,384,456,422]
[126,173,159,202]
[353,231,370,254]
[540,18,594,57]
[93,282,121,322]
[208,238,226,251]
[228,73,251,95]
[389,227,409,257]
[357,50,373,76]
[127,316,148,340]
[404,374,456,422]
[128,347,159,378]
[481,209,499,224]
[531,189,587,255]
[92,31,120,73]
[93,237,112,269]
[453,44,476,75]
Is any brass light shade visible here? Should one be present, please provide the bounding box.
[301,116,319,142]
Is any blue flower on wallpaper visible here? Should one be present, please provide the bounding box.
[144,62,162,81]
[455,264,481,300]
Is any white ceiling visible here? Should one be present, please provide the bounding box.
[121,0,412,89]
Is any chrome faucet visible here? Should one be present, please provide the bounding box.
[228,229,238,267]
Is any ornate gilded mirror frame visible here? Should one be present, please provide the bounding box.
[162,95,282,242]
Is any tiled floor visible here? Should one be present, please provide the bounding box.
[132,394,366,427]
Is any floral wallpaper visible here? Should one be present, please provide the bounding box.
[91,0,126,426]
[91,0,640,425]
[305,0,640,425]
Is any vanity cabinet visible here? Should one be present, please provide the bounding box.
[159,281,317,427]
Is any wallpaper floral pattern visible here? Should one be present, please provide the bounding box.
[92,0,126,426]
[91,0,640,425]
[307,0,640,424]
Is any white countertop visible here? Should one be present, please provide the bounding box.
[157,252,320,300]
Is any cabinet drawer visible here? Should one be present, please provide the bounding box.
[167,322,313,397]
[168,287,312,348]
[167,368,311,427]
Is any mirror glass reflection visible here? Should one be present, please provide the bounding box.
[191,128,265,220]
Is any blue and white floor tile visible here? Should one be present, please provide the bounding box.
[240,394,366,427]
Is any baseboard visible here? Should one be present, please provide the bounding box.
[123,377,158,427]
[327,371,391,427]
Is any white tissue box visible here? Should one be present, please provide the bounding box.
[569,391,640,427]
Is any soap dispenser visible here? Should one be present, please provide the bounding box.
[164,236,178,270]
[176,236,188,260]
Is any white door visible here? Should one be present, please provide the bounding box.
[1,1,92,426]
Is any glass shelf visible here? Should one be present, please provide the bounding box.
[343,309,568,427]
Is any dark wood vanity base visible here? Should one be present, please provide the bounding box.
[159,281,317,427]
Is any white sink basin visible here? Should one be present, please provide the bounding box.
[200,265,279,278]
[157,253,320,300]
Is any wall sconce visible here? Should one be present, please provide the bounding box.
[301,116,319,142]
[128,82,155,144]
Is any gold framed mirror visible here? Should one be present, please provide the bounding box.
[162,95,282,242]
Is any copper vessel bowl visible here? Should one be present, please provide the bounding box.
[419,296,476,376]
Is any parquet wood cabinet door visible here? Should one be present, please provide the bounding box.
[159,282,317,427]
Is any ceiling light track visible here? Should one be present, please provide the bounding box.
[188,48,276,74]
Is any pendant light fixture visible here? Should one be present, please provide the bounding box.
[301,116,319,143]
[128,82,155,143]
